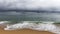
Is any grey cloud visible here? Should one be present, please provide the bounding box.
[0,0,60,10]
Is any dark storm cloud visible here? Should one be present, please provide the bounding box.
[0,0,60,11]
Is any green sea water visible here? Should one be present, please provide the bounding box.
[0,11,60,24]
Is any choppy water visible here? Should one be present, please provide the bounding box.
[16,12,60,22]
[0,11,60,22]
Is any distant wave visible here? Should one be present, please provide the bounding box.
[0,21,54,24]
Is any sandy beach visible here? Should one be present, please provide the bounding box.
[0,25,55,34]
[0,27,55,34]
[0,21,56,34]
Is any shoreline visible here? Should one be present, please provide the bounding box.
[0,21,60,34]
[0,27,55,34]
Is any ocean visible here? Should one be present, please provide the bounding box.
[0,11,60,22]
[0,11,60,23]
[0,11,60,34]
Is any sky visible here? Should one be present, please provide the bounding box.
[0,0,60,11]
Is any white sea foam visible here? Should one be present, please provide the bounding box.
[2,21,60,34]
[0,21,10,24]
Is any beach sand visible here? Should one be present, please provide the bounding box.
[0,22,55,34]
[0,26,55,34]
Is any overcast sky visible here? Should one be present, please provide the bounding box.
[0,0,60,11]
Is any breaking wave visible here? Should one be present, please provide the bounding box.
[0,21,60,34]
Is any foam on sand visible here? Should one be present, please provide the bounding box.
[2,21,60,34]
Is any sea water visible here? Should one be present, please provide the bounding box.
[0,11,60,22]
[0,11,60,34]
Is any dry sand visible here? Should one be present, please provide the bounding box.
[0,26,55,34]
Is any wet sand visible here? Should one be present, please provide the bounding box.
[0,23,55,34]
[0,26,55,34]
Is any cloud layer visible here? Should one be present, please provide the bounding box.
[0,0,60,10]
